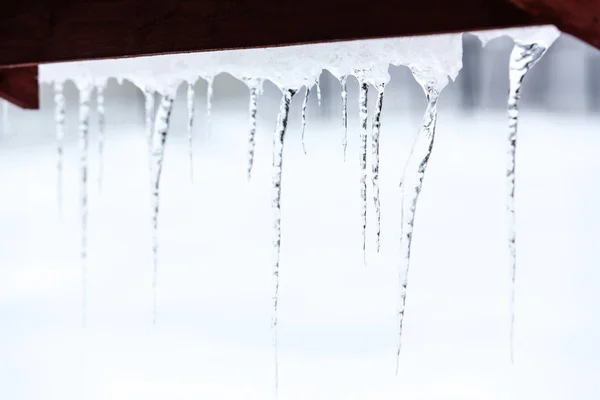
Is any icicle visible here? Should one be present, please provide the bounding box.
[54,82,66,215]
[96,83,106,191]
[371,84,386,253]
[316,77,322,107]
[78,84,93,328]
[271,88,296,397]
[187,82,195,183]
[246,81,260,180]
[144,89,155,151]
[396,85,440,372]
[150,88,177,325]
[341,76,349,161]
[301,85,311,155]
[206,78,214,138]
[507,42,548,364]
[358,81,369,266]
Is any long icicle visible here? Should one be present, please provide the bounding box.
[96,83,106,192]
[396,86,440,372]
[301,85,311,155]
[272,88,296,397]
[316,77,322,107]
[507,42,547,364]
[358,81,369,266]
[246,81,260,180]
[54,82,66,215]
[371,84,386,253]
[150,88,177,325]
[78,84,92,328]
[341,76,349,161]
[206,78,214,138]
[187,82,196,183]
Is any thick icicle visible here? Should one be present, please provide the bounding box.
[78,84,92,328]
[187,82,195,182]
[396,86,440,371]
[316,77,322,107]
[206,78,214,138]
[144,89,155,151]
[301,85,311,155]
[54,83,66,215]
[341,76,349,160]
[358,82,369,265]
[246,81,260,180]
[96,83,106,191]
[150,88,177,325]
[507,42,548,364]
[271,88,296,397]
[371,84,386,253]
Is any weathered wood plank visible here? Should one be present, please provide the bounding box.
[508,0,600,49]
[0,66,38,109]
[0,0,537,67]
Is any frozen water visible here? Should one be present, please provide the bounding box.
[301,86,311,155]
[358,82,369,265]
[207,78,214,138]
[187,82,195,182]
[54,82,66,214]
[245,79,261,180]
[372,84,386,253]
[78,83,92,328]
[341,76,349,160]
[96,83,106,191]
[507,42,549,364]
[271,88,297,396]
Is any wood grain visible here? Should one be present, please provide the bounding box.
[0,0,538,67]
[508,0,600,49]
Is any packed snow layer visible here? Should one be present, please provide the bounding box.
[39,26,558,93]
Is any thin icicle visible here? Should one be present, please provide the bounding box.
[78,84,92,328]
[341,76,349,161]
[358,82,369,266]
[316,77,322,107]
[144,89,155,151]
[271,88,296,397]
[54,83,66,215]
[507,42,548,364]
[150,88,177,325]
[246,82,260,180]
[96,83,106,191]
[301,85,311,155]
[206,78,214,138]
[371,84,386,253]
[396,86,440,372]
[187,82,195,182]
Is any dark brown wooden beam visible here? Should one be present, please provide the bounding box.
[508,0,600,50]
[0,66,38,110]
[0,0,538,67]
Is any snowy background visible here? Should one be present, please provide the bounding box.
[0,34,599,399]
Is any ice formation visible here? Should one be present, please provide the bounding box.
[37,25,561,385]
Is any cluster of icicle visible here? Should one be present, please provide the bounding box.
[40,26,560,394]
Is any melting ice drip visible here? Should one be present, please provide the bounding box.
[340,76,349,160]
[358,81,369,265]
[507,41,549,364]
[187,82,196,182]
[150,88,177,325]
[144,89,155,152]
[271,88,297,395]
[78,84,92,328]
[54,83,66,215]
[96,82,106,191]
[371,83,386,253]
[246,79,261,180]
[397,84,440,369]
[301,85,311,155]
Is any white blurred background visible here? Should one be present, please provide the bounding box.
[0,33,599,399]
